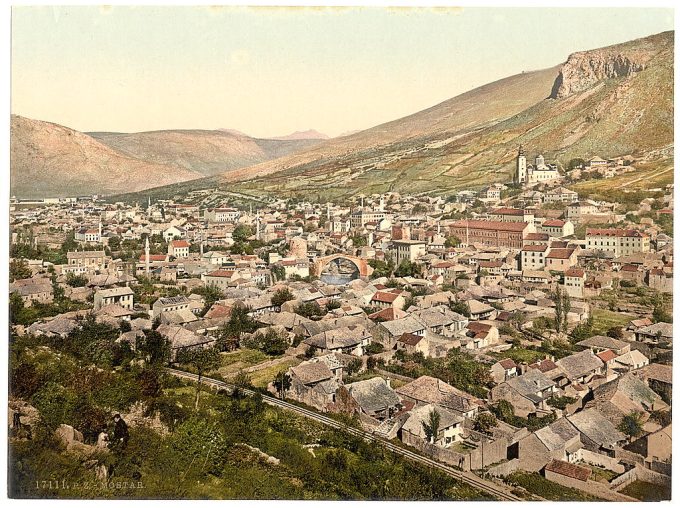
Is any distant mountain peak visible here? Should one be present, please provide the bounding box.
[269,129,330,141]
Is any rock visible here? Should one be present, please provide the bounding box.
[55,424,84,447]
[8,399,40,429]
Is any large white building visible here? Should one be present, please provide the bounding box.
[586,228,650,257]
[390,239,427,266]
[515,146,561,186]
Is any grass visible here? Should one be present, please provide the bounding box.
[505,472,603,501]
[217,348,271,377]
[589,308,634,336]
[489,347,545,364]
[583,464,619,483]
[249,358,302,388]
[620,480,672,501]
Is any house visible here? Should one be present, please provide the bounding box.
[555,350,604,384]
[152,295,192,318]
[370,290,406,310]
[586,372,667,426]
[634,322,672,346]
[395,375,481,419]
[396,333,429,356]
[168,239,190,258]
[544,459,591,486]
[566,201,600,223]
[93,286,134,311]
[345,377,402,421]
[411,306,468,336]
[10,278,54,307]
[463,321,500,349]
[287,359,342,412]
[163,225,186,242]
[563,268,585,298]
[521,245,548,270]
[540,220,574,239]
[377,315,427,349]
[449,220,533,249]
[389,239,427,266]
[545,248,578,272]
[576,335,630,355]
[515,418,582,472]
[544,187,579,204]
[401,403,464,446]
[303,325,372,356]
[586,228,650,257]
[490,369,557,417]
[467,299,496,321]
[67,250,107,269]
[204,207,240,223]
[565,408,626,453]
[490,359,518,384]
[637,363,672,404]
[624,424,672,463]
[611,349,649,373]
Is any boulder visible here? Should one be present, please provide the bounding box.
[55,424,84,447]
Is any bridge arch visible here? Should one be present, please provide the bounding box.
[311,254,373,280]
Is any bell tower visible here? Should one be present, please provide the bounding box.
[516,145,527,184]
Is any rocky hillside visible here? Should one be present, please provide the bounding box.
[221,31,672,200]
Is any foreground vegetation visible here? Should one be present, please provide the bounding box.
[9,328,492,500]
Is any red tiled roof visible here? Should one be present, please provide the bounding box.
[205,270,235,278]
[138,254,167,262]
[492,208,525,216]
[546,248,575,259]
[398,332,423,346]
[530,358,558,373]
[171,240,190,248]
[543,219,566,227]
[545,460,591,482]
[597,350,617,363]
[523,245,548,252]
[499,358,517,370]
[372,291,399,303]
[565,268,585,278]
[525,233,550,241]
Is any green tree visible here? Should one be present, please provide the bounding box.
[232,224,254,243]
[473,412,498,434]
[65,272,89,287]
[9,259,32,282]
[137,329,171,366]
[273,371,291,399]
[449,298,471,318]
[215,305,258,352]
[422,408,441,444]
[175,346,222,411]
[271,288,295,308]
[444,236,461,248]
[192,283,225,316]
[618,411,644,440]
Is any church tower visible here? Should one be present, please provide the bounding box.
[516,145,527,184]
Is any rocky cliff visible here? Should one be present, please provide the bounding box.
[550,31,672,99]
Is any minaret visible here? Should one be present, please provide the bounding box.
[326,202,331,221]
[516,145,527,184]
[199,231,204,256]
[98,221,102,239]
[148,196,151,209]
[380,195,385,211]
[145,236,150,275]
[255,211,260,241]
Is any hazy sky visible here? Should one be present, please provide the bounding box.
[11,6,674,138]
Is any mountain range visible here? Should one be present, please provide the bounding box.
[10,30,673,200]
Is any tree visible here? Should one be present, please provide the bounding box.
[449,298,471,318]
[422,408,441,444]
[618,411,644,440]
[192,284,225,316]
[295,301,324,319]
[175,346,222,411]
[232,224,254,243]
[273,371,291,399]
[553,285,571,334]
[9,259,31,282]
[137,329,171,366]
[65,272,88,287]
[215,305,259,352]
[271,264,286,282]
[607,326,624,340]
[271,288,294,308]
[444,236,461,248]
[473,413,498,434]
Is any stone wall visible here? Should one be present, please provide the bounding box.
[578,449,625,474]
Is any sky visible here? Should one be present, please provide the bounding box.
[10,5,674,138]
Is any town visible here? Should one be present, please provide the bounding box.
[9,146,673,501]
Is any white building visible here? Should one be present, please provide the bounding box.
[515,145,561,186]
[586,228,650,257]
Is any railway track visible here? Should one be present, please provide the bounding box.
[166,367,522,501]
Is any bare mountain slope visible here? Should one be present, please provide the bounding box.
[226,31,673,200]
[10,116,203,198]
[89,130,324,177]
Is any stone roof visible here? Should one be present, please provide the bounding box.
[395,375,480,413]
[401,403,463,439]
[566,408,625,449]
[638,363,672,384]
[556,350,604,380]
[380,315,426,337]
[576,335,628,351]
[290,360,334,385]
[506,369,555,397]
[346,377,401,414]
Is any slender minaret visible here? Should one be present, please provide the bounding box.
[516,145,527,184]
[145,236,150,275]
[98,221,102,240]
[380,195,385,211]
[148,196,151,209]
[255,211,260,241]
[326,202,331,221]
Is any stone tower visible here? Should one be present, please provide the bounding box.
[516,145,527,184]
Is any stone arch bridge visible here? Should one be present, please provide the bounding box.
[311,254,373,279]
